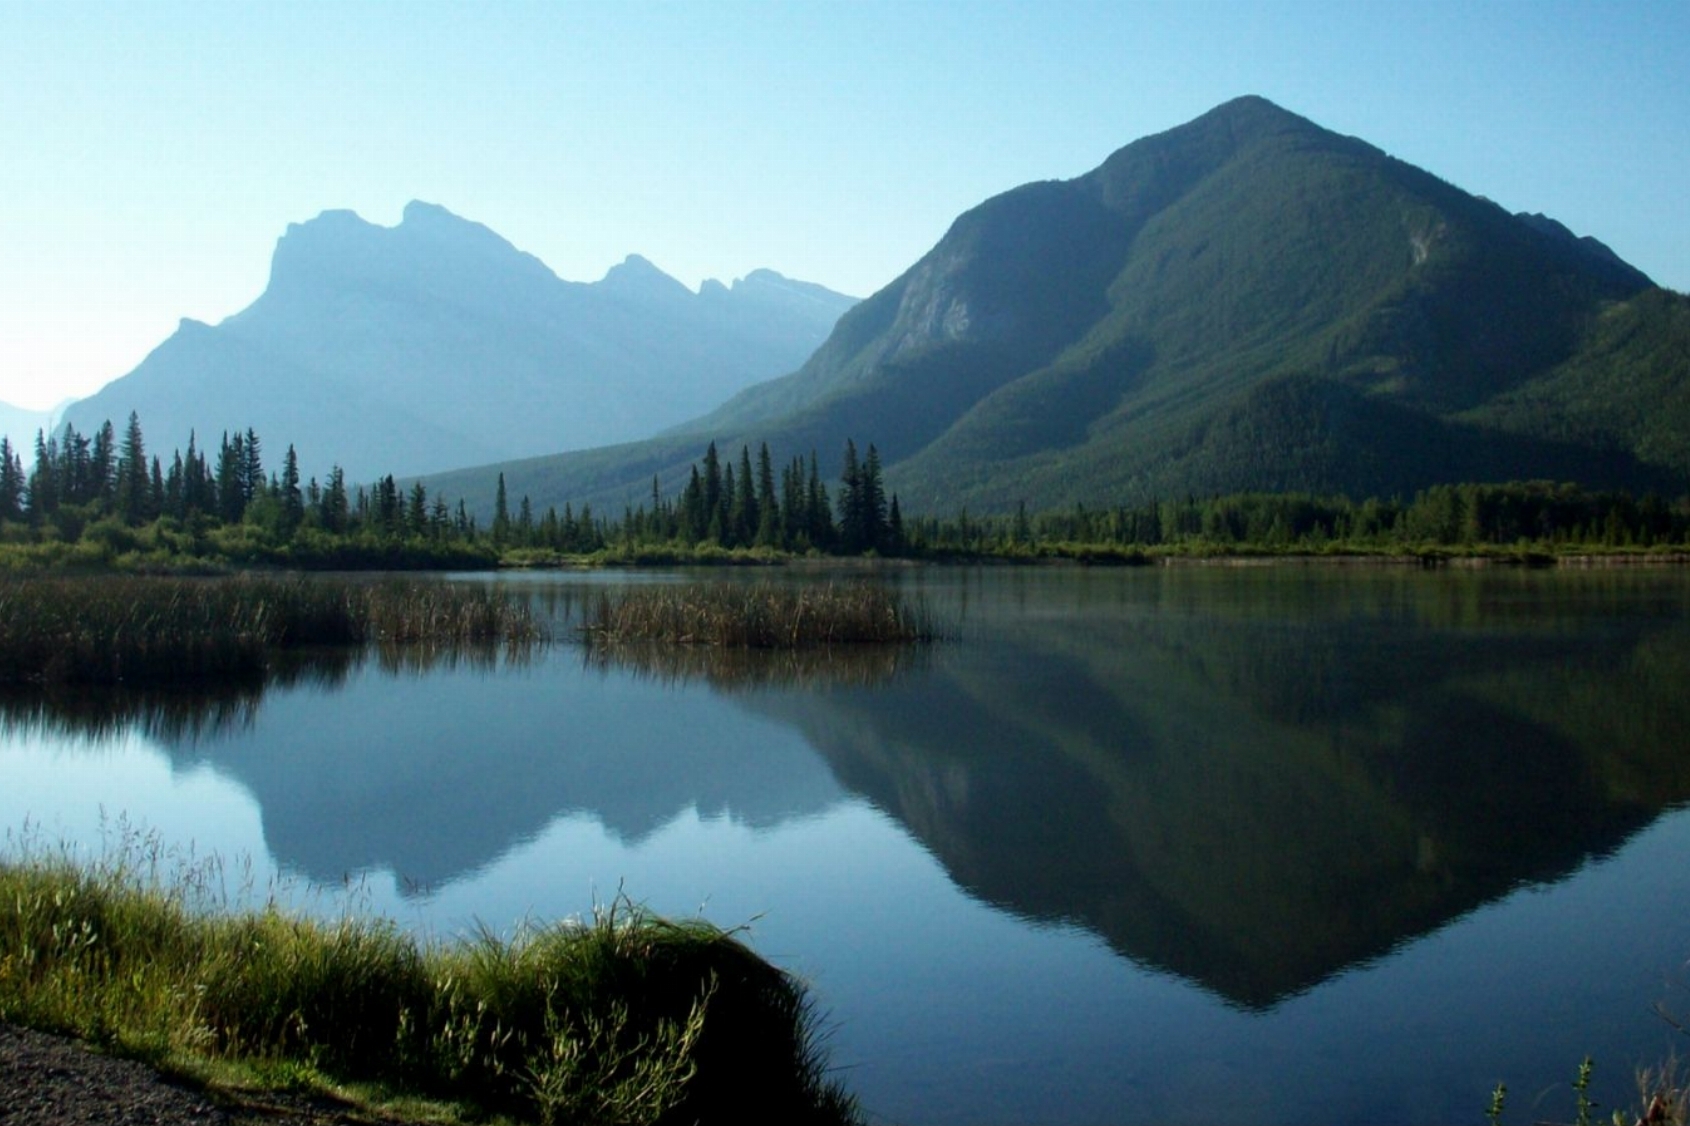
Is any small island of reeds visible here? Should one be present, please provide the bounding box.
[0,574,543,686]
[579,581,939,648]
[0,844,858,1125]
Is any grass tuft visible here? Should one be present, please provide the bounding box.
[0,576,543,686]
[0,842,857,1125]
[580,581,940,648]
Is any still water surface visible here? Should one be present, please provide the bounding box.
[5,565,1690,1124]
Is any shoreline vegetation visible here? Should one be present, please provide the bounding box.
[3,417,1690,574]
[0,576,544,687]
[0,840,858,1126]
[579,583,939,648]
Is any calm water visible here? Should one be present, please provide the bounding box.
[5,565,1690,1125]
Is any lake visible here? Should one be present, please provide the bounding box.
[5,564,1690,1124]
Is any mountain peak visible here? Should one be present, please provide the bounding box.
[600,254,693,300]
[400,199,458,225]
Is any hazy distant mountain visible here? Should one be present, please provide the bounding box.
[430,96,1686,517]
[60,201,855,481]
[0,399,66,457]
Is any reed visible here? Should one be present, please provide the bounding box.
[0,576,543,686]
[580,581,939,648]
[0,843,857,1125]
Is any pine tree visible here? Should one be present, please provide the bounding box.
[492,473,511,545]
[755,443,779,547]
[806,451,833,549]
[148,456,164,521]
[89,421,116,507]
[862,444,888,551]
[0,437,23,523]
[731,445,756,546]
[280,445,304,535]
[216,432,246,523]
[702,442,723,528]
[321,466,349,533]
[407,481,428,538]
[678,465,705,543]
[837,439,863,553]
[28,430,57,519]
[242,429,264,509]
[115,411,148,524]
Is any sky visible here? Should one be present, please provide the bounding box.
[1,0,1686,412]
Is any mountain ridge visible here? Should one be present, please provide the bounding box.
[426,95,1682,519]
[61,202,857,481]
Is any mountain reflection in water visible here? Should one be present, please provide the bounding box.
[6,567,1688,1018]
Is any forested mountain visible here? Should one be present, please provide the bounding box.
[427,96,1686,518]
[61,202,856,481]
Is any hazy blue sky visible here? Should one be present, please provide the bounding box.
[2,0,1685,411]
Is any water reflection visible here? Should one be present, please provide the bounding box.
[583,639,928,690]
[7,568,1690,1019]
[750,567,1690,1006]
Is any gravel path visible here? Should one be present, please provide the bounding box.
[0,1023,426,1126]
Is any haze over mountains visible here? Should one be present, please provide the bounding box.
[0,400,63,456]
[60,201,856,481]
[427,95,1690,518]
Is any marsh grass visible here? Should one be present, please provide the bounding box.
[580,581,940,648]
[0,576,543,686]
[0,839,857,1125]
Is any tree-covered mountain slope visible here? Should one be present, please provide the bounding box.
[427,96,1681,518]
[61,202,856,481]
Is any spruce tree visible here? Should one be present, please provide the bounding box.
[862,444,888,551]
[0,437,23,523]
[836,439,862,553]
[280,445,304,535]
[115,411,147,524]
[29,430,57,519]
[492,472,511,544]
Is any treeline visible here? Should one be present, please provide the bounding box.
[0,414,496,569]
[5,413,1689,570]
[587,438,903,556]
[903,482,1690,556]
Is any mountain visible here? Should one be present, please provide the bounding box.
[0,399,66,457]
[427,96,1686,519]
[60,202,856,481]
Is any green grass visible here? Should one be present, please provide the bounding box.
[0,575,544,686]
[0,840,857,1125]
[579,581,940,648]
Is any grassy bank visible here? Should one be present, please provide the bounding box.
[0,575,543,686]
[580,581,940,648]
[0,849,857,1125]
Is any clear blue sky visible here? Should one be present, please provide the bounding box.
[2,0,1685,411]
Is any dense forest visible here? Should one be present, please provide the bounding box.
[2,413,1688,572]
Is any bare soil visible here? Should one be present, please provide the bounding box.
[0,1023,428,1126]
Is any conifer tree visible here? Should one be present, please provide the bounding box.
[115,411,148,524]
[837,439,863,552]
[280,445,304,534]
[492,472,511,545]
[754,443,779,546]
[862,444,888,551]
[0,437,23,523]
[29,430,57,519]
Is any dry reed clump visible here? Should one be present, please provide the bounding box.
[579,582,939,648]
[0,576,543,686]
[0,841,858,1126]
